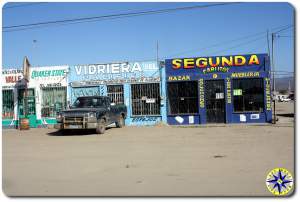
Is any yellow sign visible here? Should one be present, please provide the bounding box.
[168,75,190,81]
[226,78,231,104]
[265,78,272,110]
[231,72,260,78]
[172,54,260,69]
[199,79,205,108]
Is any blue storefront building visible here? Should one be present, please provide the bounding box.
[164,53,272,125]
[67,60,167,126]
[2,53,273,128]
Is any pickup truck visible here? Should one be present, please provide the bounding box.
[54,96,127,134]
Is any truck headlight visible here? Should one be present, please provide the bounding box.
[56,112,62,122]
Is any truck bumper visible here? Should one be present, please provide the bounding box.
[55,118,97,130]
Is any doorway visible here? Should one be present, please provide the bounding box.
[205,80,226,123]
[18,88,37,128]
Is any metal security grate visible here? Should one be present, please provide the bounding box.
[2,89,14,119]
[205,80,225,123]
[41,87,67,117]
[107,85,124,104]
[167,81,199,115]
[233,78,264,112]
[18,89,36,116]
[131,83,160,116]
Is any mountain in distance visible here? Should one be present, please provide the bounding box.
[273,76,294,92]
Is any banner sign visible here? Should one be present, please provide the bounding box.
[69,61,160,87]
[30,66,68,86]
[2,69,24,88]
[2,66,68,88]
[165,54,269,78]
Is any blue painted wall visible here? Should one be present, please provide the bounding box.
[67,60,167,126]
[165,54,272,125]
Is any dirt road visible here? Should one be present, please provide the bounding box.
[2,103,294,196]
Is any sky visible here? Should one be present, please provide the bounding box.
[2,2,294,76]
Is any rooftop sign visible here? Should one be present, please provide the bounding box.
[165,54,269,75]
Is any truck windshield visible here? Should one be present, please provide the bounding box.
[72,97,106,108]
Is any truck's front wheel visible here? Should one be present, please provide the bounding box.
[96,118,106,134]
[116,115,125,128]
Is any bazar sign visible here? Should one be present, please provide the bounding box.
[171,54,260,69]
[31,69,66,79]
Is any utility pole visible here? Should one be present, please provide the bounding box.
[271,33,276,93]
[270,25,293,124]
[271,33,276,124]
[157,40,163,96]
[156,40,159,64]
[267,29,270,57]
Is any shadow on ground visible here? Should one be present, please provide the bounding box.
[277,113,294,118]
[47,127,114,136]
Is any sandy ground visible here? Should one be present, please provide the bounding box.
[2,102,294,196]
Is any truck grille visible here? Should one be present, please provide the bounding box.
[63,112,85,117]
[64,117,84,123]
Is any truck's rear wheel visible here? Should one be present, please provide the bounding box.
[116,115,125,128]
[96,119,106,134]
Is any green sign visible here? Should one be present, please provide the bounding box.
[233,89,242,96]
[31,70,65,79]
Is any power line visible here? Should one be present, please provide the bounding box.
[277,35,294,38]
[208,35,266,55]
[3,2,47,10]
[270,70,294,73]
[273,25,294,34]
[3,12,156,33]
[3,2,241,31]
[166,32,266,58]
[130,24,293,62]
[165,24,292,58]
[5,9,191,33]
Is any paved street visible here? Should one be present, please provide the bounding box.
[2,102,294,196]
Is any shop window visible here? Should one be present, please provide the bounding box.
[233,78,264,112]
[167,81,199,115]
[107,85,124,104]
[41,87,67,117]
[131,83,160,116]
[72,86,100,98]
[2,89,14,119]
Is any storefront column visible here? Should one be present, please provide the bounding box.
[225,77,233,123]
[99,84,107,96]
[35,87,42,126]
[264,77,273,123]
[123,83,131,125]
[13,87,18,127]
[198,78,206,124]
[160,65,167,124]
